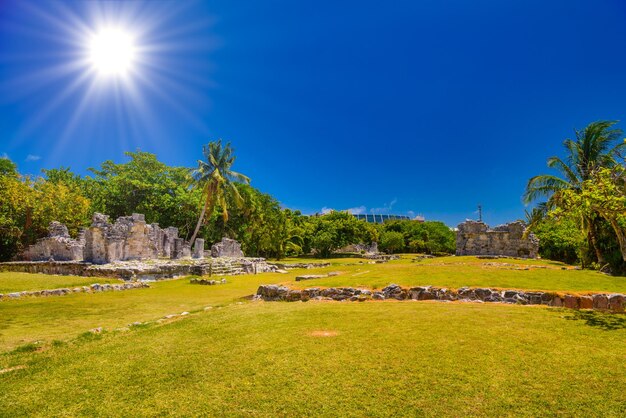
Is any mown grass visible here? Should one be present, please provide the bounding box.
[1,301,625,416]
[0,272,120,293]
[286,256,626,294]
[1,256,625,353]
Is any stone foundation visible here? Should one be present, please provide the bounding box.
[0,257,276,281]
[255,284,625,312]
[456,221,539,258]
[0,281,149,301]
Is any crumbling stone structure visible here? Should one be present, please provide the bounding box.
[456,220,539,258]
[211,237,244,257]
[23,213,247,264]
[23,222,85,261]
[83,213,185,264]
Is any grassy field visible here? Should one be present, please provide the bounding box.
[1,256,625,416]
[0,272,120,293]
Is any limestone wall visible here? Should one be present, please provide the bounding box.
[23,222,85,261]
[456,221,539,258]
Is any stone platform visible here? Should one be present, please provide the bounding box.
[0,257,276,281]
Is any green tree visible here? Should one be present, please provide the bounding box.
[380,231,404,253]
[0,157,18,177]
[87,151,202,237]
[558,167,626,263]
[524,121,626,264]
[189,141,250,246]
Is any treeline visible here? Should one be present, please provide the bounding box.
[0,151,454,261]
[525,121,626,274]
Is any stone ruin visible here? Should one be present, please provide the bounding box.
[211,237,244,258]
[83,213,190,264]
[24,213,217,264]
[23,222,85,262]
[456,220,539,258]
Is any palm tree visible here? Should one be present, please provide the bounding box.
[189,141,250,247]
[523,120,625,264]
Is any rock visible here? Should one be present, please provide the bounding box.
[211,238,244,258]
[579,296,593,309]
[526,292,543,305]
[181,311,190,316]
[276,269,289,274]
[192,239,204,259]
[89,327,103,334]
[382,284,405,299]
[295,275,326,281]
[592,294,609,310]
[563,295,579,309]
[474,288,493,300]
[608,294,625,312]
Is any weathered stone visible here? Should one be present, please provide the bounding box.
[526,292,543,305]
[211,238,244,258]
[456,220,539,258]
[474,288,493,300]
[296,275,328,281]
[563,295,579,309]
[23,222,84,262]
[579,296,593,309]
[192,239,204,259]
[592,294,609,310]
[608,294,625,312]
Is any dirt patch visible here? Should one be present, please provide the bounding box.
[0,365,26,374]
[309,330,340,337]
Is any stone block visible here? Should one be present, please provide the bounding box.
[563,295,579,309]
[211,238,244,258]
[193,239,204,259]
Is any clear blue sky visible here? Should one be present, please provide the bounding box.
[1,0,625,227]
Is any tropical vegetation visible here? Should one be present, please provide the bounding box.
[524,120,626,273]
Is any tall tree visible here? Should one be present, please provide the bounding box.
[189,141,250,246]
[523,120,625,264]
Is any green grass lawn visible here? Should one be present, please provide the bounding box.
[1,301,625,416]
[0,272,121,293]
[286,256,626,294]
[1,256,625,416]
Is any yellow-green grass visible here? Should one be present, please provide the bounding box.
[286,256,626,294]
[1,256,625,353]
[0,272,120,293]
[1,301,625,416]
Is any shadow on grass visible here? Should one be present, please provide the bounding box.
[561,309,626,331]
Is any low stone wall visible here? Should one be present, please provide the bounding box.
[268,262,332,270]
[0,257,276,281]
[255,284,625,312]
[0,282,149,301]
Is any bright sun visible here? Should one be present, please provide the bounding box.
[89,28,136,76]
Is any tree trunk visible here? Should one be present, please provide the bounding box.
[587,219,606,265]
[189,198,209,247]
[607,219,626,262]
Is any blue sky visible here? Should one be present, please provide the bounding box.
[1,0,625,227]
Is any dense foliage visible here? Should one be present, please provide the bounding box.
[525,121,626,273]
[0,149,453,261]
[378,220,455,254]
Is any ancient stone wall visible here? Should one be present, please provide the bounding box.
[456,221,539,258]
[23,222,85,261]
[22,214,250,264]
[211,237,244,257]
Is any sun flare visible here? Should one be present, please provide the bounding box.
[88,28,136,76]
